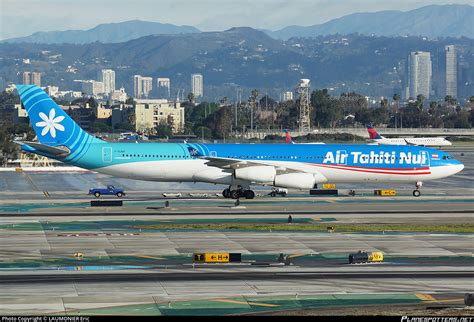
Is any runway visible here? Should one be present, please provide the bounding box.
[2,269,473,284]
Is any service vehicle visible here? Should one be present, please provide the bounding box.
[88,185,125,198]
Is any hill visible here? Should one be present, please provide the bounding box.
[2,20,200,44]
[0,28,473,99]
[268,4,474,39]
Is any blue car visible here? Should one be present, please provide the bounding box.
[89,185,126,198]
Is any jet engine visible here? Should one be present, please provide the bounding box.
[234,166,276,183]
[274,173,317,189]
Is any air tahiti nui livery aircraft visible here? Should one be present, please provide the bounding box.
[15,85,464,199]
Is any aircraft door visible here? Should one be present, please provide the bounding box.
[102,147,112,162]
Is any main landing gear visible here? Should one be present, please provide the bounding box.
[222,187,255,199]
[413,181,422,197]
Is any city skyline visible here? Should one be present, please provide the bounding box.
[1,0,472,40]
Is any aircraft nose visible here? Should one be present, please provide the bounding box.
[452,163,464,175]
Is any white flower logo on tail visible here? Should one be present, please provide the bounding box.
[35,108,65,138]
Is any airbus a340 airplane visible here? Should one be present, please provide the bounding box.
[367,125,452,147]
[15,85,463,198]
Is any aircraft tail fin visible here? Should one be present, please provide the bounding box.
[16,85,103,162]
[366,124,382,140]
[16,85,103,150]
[284,129,294,144]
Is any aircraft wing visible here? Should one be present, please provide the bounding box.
[188,145,308,174]
[198,155,309,175]
[404,139,421,146]
[200,156,249,169]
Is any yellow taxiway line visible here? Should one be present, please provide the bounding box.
[214,299,279,307]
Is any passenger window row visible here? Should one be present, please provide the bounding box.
[122,154,190,159]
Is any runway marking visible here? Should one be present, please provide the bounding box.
[416,293,436,301]
[138,255,165,260]
[422,298,464,304]
[214,299,279,307]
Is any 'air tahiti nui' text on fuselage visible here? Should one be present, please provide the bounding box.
[323,151,428,165]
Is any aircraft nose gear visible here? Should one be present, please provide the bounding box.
[413,181,423,197]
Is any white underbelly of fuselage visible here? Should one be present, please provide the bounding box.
[92,159,453,186]
[95,160,233,184]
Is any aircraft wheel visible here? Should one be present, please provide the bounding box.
[94,192,100,198]
[230,190,241,199]
[223,188,231,198]
[244,190,255,199]
[413,190,421,197]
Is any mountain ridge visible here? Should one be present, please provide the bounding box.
[2,20,200,44]
[267,4,474,39]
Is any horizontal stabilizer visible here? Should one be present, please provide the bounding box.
[15,141,71,158]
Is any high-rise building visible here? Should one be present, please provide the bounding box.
[99,69,115,94]
[22,72,30,85]
[157,78,171,98]
[445,45,457,98]
[31,72,41,86]
[141,77,153,98]
[134,75,142,98]
[133,75,153,98]
[82,80,104,96]
[191,74,203,97]
[282,91,293,101]
[408,51,432,99]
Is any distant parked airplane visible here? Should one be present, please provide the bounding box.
[367,125,452,147]
[284,130,324,145]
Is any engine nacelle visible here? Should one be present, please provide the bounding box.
[234,166,276,183]
[193,168,232,184]
[274,173,317,189]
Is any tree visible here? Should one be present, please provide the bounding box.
[194,126,212,140]
[86,97,98,109]
[213,106,233,138]
[114,122,134,131]
[187,92,195,104]
[444,95,457,107]
[392,93,400,128]
[220,96,229,106]
[90,121,111,133]
[415,95,425,128]
[248,89,260,130]
[155,121,173,138]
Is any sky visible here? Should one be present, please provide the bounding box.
[1,0,473,40]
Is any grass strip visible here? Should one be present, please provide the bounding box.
[135,223,474,233]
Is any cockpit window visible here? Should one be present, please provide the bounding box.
[442,155,450,160]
